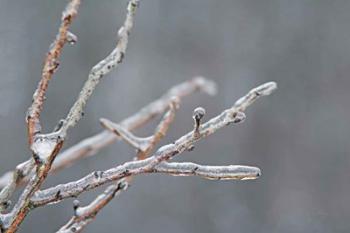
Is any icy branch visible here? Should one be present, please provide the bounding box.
[61,0,140,133]
[56,95,179,232]
[31,82,276,207]
[0,77,215,191]
[26,0,80,145]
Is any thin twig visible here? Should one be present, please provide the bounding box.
[152,162,260,180]
[31,82,276,208]
[56,181,128,233]
[60,0,139,133]
[26,0,80,145]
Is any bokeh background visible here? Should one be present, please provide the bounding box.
[1,0,349,232]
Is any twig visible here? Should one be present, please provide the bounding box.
[0,77,215,190]
[31,82,276,208]
[60,0,139,133]
[26,0,80,145]
[151,162,260,180]
[56,181,128,233]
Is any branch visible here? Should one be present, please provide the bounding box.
[152,162,260,180]
[0,77,215,190]
[56,181,128,233]
[1,2,81,232]
[31,81,277,208]
[26,0,80,145]
[55,160,260,232]
[57,94,179,232]
[60,0,139,133]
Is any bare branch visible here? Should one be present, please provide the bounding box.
[55,160,259,232]
[152,162,260,180]
[56,181,128,233]
[0,77,215,190]
[2,1,81,232]
[31,82,276,207]
[26,0,80,145]
[60,0,139,133]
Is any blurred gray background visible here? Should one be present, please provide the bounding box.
[0,0,349,232]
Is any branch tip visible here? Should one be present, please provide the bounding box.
[193,107,206,136]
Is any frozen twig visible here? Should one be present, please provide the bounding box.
[152,162,260,180]
[60,0,140,133]
[0,77,215,190]
[1,1,81,232]
[55,161,260,232]
[56,181,128,233]
[30,82,276,208]
[26,0,80,145]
